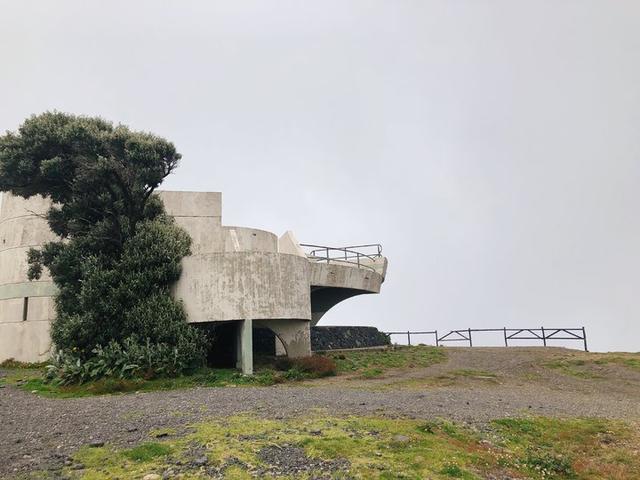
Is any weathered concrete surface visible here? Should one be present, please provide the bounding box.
[236,319,254,375]
[255,319,311,358]
[278,231,307,257]
[173,253,311,322]
[0,193,57,362]
[308,262,385,325]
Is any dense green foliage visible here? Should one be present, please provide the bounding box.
[0,112,206,378]
[45,337,206,385]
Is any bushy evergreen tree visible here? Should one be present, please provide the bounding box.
[0,112,206,376]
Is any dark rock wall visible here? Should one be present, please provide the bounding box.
[311,326,390,351]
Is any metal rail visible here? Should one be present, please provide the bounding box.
[385,327,588,351]
[300,243,383,271]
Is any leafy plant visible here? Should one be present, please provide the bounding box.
[292,355,337,377]
[45,336,206,385]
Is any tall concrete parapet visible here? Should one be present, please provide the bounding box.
[0,191,388,373]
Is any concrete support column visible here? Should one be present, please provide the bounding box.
[255,319,311,358]
[236,319,253,375]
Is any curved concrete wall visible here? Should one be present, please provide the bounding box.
[0,193,57,362]
[309,262,384,292]
[173,252,311,322]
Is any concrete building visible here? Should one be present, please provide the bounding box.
[0,191,387,373]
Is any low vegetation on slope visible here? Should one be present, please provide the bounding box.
[0,346,445,398]
[545,352,640,379]
[39,414,640,480]
[328,345,446,378]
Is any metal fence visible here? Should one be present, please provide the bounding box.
[300,243,383,271]
[385,327,588,352]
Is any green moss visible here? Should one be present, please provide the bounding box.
[44,415,639,480]
[124,442,173,462]
[440,463,473,478]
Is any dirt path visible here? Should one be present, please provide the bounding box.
[2,347,639,477]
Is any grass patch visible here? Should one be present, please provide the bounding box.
[329,345,446,376]
[545,359,603,379]
[2,367,280,399]
[492,417,639,479]
[376,369,500,391]
[48,415,639,480]
[123,442,173,462]
[3,346,446,397]
[545,352,640,379]
[0,358,50,369]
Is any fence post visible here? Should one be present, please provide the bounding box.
[435,330,439,347]
[503,327,508,347]
[407,331,411,346]
[582,327,588,352]
[468,328,472,347]
[541,326,547,347]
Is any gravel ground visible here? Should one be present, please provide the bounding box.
[1,347,639,476]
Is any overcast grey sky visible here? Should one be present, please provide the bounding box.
[2,1,639,352]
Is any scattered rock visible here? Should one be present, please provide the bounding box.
[143,474,161,480]
[258,444,349,477]
[162,468,175,479]
[192,456,208,467]
[393,434,410,443]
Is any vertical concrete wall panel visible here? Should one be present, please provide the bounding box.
[0,321,51,362]
[0,193,56,361]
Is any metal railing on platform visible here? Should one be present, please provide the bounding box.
[385,327,588,351]
[300,243,383,271]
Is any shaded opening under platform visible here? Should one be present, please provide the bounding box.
[193,322,280,368]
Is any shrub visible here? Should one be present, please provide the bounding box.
[283,366,307,381]
[524,449,575,477]
[274,357,294,371]
[45,336,206,385]
[291,355,337,378]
